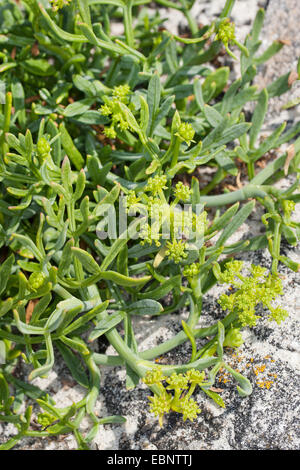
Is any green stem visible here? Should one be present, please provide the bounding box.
[67,200,85,295]
[201,184,268,207]
[105,328,147,374]
[23,431,51,437]
[141,310,236,359]
[0,91,12,161]
[187,293,202,328]
[185,382,196,399]
[0,309,236,360]
[171,389,182,411]
[220,0,236,18]
[183,8,198,36]
[271,221,282,274]
[178,0,198,35]
[247,161,255,180]
[123,1,134,48]
[93,311,237,366]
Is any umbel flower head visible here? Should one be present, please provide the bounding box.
[174,181,191,202]
[125,190,141,212]
[99,84,132,138]
[36,137,51,163]
[217,261,288,327]
[165,372,189,391]
[37,412,57,428]
[50,0,71,11]
[145,174,168,195]
[183,263,200,278]
[180,396,201,422]
[282,199,296,223]
[215,18,235,47]
[175,122,195,146]
[112,84,131,102]
[148,393,172,427]
[143,367,166,385]
[103,126,116,139]
[99,103,112,116]
[28,272,47,291]
[185,369,205,384]
[143,367,203,426]
[215,18,249,60]
[166,239,188,263]
[139,222,161,247]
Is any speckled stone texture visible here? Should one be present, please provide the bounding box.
[1,0,299,450]
[255,0,300,126]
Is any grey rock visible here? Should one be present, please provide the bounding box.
[255,0,300,125]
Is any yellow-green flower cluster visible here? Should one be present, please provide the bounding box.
[143,367,204,426]
[145,174,168,195]
[268,305,289,324]
[180,396,201,422]
[174,181,191,202]
[50,0,71,11]
[28,272,47,291]
[36,137,51,163]
[166,372,189,391]
[215,18,249,59]
[143,367,165,385]
[37,412,57,428]
[215,18,236,47]
[185,369,205,384]
[219,260,244,284]
[183,262,200,278]
[148,393,173,426]
[166,239,188,263]
[103,126,117,139]
[140,222,161,247]
[282,199,296,219]
[175,122,195,146]
[125,190,141,212]
[112,84,130,102]
[99,104,112,116]
[100,85,132,139]
[217,261,288,327]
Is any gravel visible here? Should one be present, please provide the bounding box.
[1,0,299,451]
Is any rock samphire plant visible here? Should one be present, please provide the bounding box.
[0,0,299,449]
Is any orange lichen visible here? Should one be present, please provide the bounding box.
[256,380,274,390]
[216,350,277,391]
[254,364,266,375]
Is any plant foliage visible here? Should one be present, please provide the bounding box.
[0,0,299,449]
